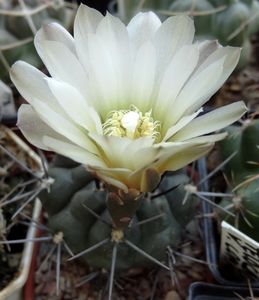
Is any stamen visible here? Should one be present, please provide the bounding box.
[102,106,160,141]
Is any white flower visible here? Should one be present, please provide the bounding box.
[10,5,247,193]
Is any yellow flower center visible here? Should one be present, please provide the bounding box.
[102,106,160,140]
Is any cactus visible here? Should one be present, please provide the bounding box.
[5,3,248,296]
[39,155,199,272]
[113,0,259,70]
[217,118,259,242]
[0,0,75,83]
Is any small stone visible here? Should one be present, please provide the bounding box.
[175,270,187,280]
[7,253,21,268]
[59,276,66,291]
[65,278,72,293]
[187,269,204,281]
[39,260,49,273]
[70,290,79,299]
[181,247,193,265]
[64,293,72,299]
[41,281,56,295]
[125,267,144,276]
[164,290,181,300]
[185,220,198,236]
[139,278,151,299]
[230,84,241,91]
[192,263,205,273]
[34,282,45,294]
[0,80,16,115]
[77,293,88,300]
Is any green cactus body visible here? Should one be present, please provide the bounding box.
[218,179,259,242]
[210,0,257,70]
[0,29,23,67]
[39,156,199,272]
[218,120,259,241]
[219,120,259,179]
[211,1,251,47]
[247,0,259,36]
[169,0,215,39]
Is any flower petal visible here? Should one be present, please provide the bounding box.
[162,108,203,142]
[87,165,130,191]
[17,104,71,150]
[43,136,105,167]
[46,79,102,134]
[174,46,241,119]
[195,46,241,82]
[35,22,76,58]
[86,33,118,117]
[154,44,200,125]
[122,137,155,171]
[96,12,133,110]
[140,168,161,192]
[128,140,213,188]
[88,134,132,169]
[187,132,227,144]
[164,134,229,173]
[88,135,154,172]
[74,4,103,73]
[170,102,247,142]
[36,39,88,97]
[153,14,195,76]
[130,40,157,112]
[35,23,89,97]
[195,40,221,69]
[30,98,98,154]
[157,142,214,172]
[127,11,161,55]
[10,62,56,108]
[169,55,225,125]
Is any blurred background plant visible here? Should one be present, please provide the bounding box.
[0,124,42,295]
[110,0,259,71]
[217,115,259,242]
[0,0,76,83]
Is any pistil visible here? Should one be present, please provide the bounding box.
[102,106,160,140]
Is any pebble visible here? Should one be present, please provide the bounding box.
[63,293,71,299]
[192,263,205,273]
[164,290,181,300]
[59,276,66,291]
[76,293,88,300]
[41,281,56,295]
[180,247,193,265]
[65,278,72,293]
[175,270,187,280]
[187,269,204,281]
[230,84,241,91]
[185,220,199,236]
[7,253,21,268]
[125,267,144,276]
[34,282,45,294]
